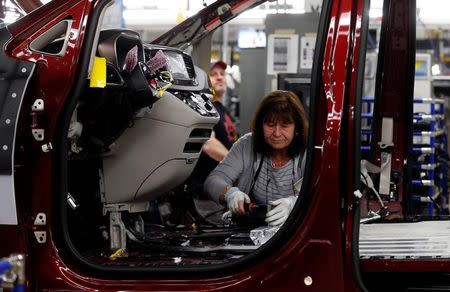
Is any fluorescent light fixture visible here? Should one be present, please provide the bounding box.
[417,0,450,24]
[238,28,266,48]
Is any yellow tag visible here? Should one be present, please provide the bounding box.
[109,248,127,260]
[90,57,106,88]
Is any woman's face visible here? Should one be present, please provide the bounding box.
[263,117,295,152]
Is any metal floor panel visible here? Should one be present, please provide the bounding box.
[359,221,450,259]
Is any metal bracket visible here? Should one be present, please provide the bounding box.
[33,213,47,243]
[110,211,126,250]
[41,142,53,153]
[33,231,46,243]
[34,213,46,225]
[67,193,79,210]
[353,189,363,199]
[31,99,45,143]
[31,99,44,111]
[31,129,44,141]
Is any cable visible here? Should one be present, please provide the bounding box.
[427,194,441,211]
[360,171,385,208]
[369,185,385,208]
[360,171,369,186]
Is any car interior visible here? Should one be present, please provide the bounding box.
[65,29,270,266]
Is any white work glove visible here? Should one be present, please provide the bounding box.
[224,187,250,215]
[265,196,297,226]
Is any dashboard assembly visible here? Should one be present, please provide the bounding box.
[68,29,219,250]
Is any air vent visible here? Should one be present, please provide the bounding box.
[189,128,212,138]
[183,142,203,153]
[182,54,196,79]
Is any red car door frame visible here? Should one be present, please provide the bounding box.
[0,0,368,290]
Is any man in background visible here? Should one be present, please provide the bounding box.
[203,60,238,161]
[188,60,238,224]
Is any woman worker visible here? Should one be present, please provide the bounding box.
[204,90,308,227]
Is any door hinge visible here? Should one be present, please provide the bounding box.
[33,231,46,243]
[33,212,47,244]
[33,213,46,225]
[30,99,45,141]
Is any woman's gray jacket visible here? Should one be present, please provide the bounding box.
[204,133,306,204]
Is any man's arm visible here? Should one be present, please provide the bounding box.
[202,133,229,162]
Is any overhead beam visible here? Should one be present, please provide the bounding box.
[11,0,41,13]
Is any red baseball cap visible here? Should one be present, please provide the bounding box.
[210,60,227,71]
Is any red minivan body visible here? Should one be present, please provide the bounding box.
[2,0,444,291]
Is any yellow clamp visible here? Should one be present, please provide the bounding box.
[156,71,174,97]
[157,82,172,97]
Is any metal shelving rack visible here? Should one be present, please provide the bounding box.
[360,96,374,158]
[411,97,447,215]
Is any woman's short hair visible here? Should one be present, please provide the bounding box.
[251,90,309,156]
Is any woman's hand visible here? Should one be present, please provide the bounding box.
[224,187,250,215]
[265,196,297,226]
